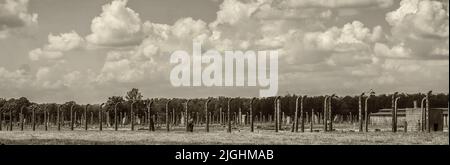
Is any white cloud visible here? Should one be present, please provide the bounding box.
[62,71,82,87]
[280,0,394,9]
[304,21,382,51]
[0,67,31,88]
[387,0,448,39]
[374,42,412,58]
[2,0,448,101]
[211,0,261,26]
[46,31,84,51]
[28,31,83,61]
[384,0,449,59]
[0,0,38,39]
[290,21,382,67]
[96,50,146,83]
[35,67,50,81]
[28,48,63,61]
[85,0,144,47]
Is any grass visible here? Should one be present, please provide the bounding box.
[0,126,448,145]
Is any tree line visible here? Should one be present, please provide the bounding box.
[0,89,448,120]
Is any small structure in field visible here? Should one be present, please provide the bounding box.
[427,108,446,131]
[371,108,447,132]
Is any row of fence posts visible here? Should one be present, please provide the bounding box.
[0,92,445,133]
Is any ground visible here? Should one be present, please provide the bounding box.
[0,125,448,145]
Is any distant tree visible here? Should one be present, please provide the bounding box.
[125,88,145,115]
[126,88,143,102]
[3,97,31,113]
[0,98,6,111]
[63,101,78,111]
[105,96,125,112]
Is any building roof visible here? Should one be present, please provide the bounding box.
[371,108,448,117]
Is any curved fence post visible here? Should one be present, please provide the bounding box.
[294,96,300,132]
[44,106,48,131]
[100,103,105,131]
[166,99,172,132]
[84,104,90,131]
[300,96,306,132]
[20,106,25,131]
[426,91,432,133]
[32,106,36,131]
[392,92,398,132]
[114,102,121,131]
[70,104,75,131]
[0,108,3,131]
[130,102,136,131]
[329,94,336,132]
[358,93,365,132]
[147,100,155,131]
[185,100,191,132]
[205,98,212,132]
[365,90,375,132]
[57,105,63,131]
[227,98,234,133]
[250,98,257,132]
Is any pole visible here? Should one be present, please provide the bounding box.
[365,96,370,132]
[359,93,364,132]
[205,99,212,132]
[84,104,89,131]
[57,105,62,131]
[148,100,154,131]
[250,98,256,132]
[166,99,171,132]
[227,98,233,133]
[70,104,75,131]
[328,94,335,131]
[301,96,306,132]
[323,96,328,132]
[426,91,432,133]
[100,103,105,131]
[294,96,299,132]
[32,107,36,131]
[130,101,135,131]
[392,92,398,132]
[20,106,25,131]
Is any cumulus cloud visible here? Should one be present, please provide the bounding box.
[383,0,448,59]
[0,0,38,39]
[280,0,394,9]
[96,50,145,83]
[29,48,63,61]
[211,0,261,26]
[387,0,448,39]
[46,31,85,51]
[304,21,382,51]
[374,42,412,59]
[85,0,144,47]
[277,0,394,17]
[3,0,448,101]
[280,21,383,68]
[28,31,84,61]
[0,67,31,89]
[94,18,209,84]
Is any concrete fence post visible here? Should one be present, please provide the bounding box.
[359,93,364,132]
[166,99,172,132]
[250,98,256,132]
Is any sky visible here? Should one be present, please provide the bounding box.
[0,0,449,104]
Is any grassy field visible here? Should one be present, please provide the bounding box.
[0,129,448,145]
